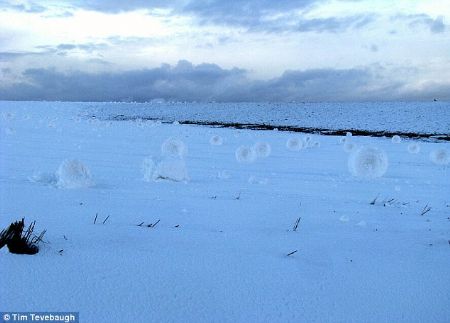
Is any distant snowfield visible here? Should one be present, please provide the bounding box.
[1,101,449,323]
[86,100,450,135]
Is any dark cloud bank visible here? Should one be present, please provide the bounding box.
[1,60,448,102]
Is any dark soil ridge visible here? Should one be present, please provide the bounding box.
[104,114,450,142]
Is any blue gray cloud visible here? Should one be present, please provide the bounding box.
[50,42,109,53]
[416,15,446,33]
[0,42,109,62]
[69,0,318,16]
[0,0,374,34]
[182,0,318,27]
[2,0,447,35]
[90,0,374,33]
[2,0,444,35]
[395,14,447,33]
[70,0,181,13]
[0,49,53,61]
[295,15,375,33]
[1,60,447,102]
[0,0,46,13]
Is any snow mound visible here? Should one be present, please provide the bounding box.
[407,143,421,154]
[346,132,353,137]
[391,135,402,144]
[29,171,58,186]
[253,142,271,158]
[217,170,231,180]
[286,137,304,151]
[344,142,357,153]
[145,138,190,182]
[248,176,269,185]
[209,135,224,146]
[356,220,367,227]
[348,146,389,178]
[143,156,189,182]
[235,146,257,163]
[430,149,449,166]
[339,215,350,222]
[142,156,157,182]
[161,137,188,158]
[56,159,94,189]
[153,157,189,182]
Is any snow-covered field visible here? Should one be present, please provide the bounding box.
[1,101,450,322]
[89,100,450,135]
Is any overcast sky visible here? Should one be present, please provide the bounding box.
[0,0,449,102]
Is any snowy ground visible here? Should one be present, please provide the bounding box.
[1,102,450,322]
[4,101,450,134]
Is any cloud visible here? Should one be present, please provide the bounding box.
[0,0,165,13]
[295,15,375,33]
[396,14,447,34]
[428,16,446,33]
[181,1,375,33]
[1,60,446,102]
[0,60,246,101]
[0,49,54,61]
[182,0,318,27]
[66,0,318,16]
[54,42,109,53]
[69,0,179,13]
[1,0,372,34]
[0,0,46,13]
[0,43,109,63]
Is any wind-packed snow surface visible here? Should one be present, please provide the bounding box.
[85,100,450,134]
[1,102,450,323]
